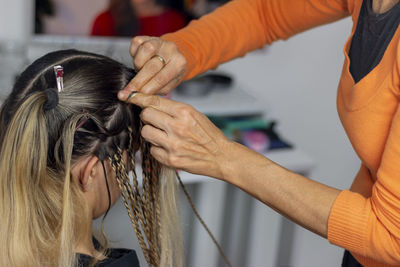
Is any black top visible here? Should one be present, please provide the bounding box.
[77,249,140,267]
[348,0,400,83]
[77,249,139,267]
[76,239,140,267]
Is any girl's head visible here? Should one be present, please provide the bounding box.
[0,50,182,267]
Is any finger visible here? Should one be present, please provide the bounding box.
[129,36,153,58]
[149,146,170,166]
[139,55,185,95]
[119,92,186,117]
[133,39,161,71]
[141,124,169,147]
[140,67,182,95]
[125,56,166,92]
[140,107,173,131]
[156,77,181,95]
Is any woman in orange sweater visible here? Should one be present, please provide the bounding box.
[118,0,400,266]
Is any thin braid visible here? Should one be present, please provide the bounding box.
[126,157,148,236]
[110,155,153,264]
[150,161,161,262]
[177,171,232,267]
[141,141,158,252]
[138,156,153,242]
[129,129,161,262]
[115,147,159,266]
[114,152,147,245]
[127,129,146,226]
[128,128,160,260]
[117,146,147,230]
[149,147,162,256]
[118,162,150,247]
[120,144,148,232]
[140,139,161,256]
[127,139,150,238]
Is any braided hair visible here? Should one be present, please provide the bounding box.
[0,49,183,267]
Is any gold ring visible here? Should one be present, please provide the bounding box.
[152,55,166,66]
[125,91,138,103]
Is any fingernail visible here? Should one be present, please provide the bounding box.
[125,91,138,103]
[118,91,126,100]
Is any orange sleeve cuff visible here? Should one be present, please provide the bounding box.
[327,190,370,255]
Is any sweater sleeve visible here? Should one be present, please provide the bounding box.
[328,104,400,265]
[162,0,351,80]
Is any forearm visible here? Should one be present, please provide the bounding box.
[221,141,341,237]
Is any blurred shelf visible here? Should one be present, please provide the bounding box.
[171,85,266,116]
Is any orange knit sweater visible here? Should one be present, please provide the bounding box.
[162,0,400,266]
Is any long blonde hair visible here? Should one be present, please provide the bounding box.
[0,50,183,267]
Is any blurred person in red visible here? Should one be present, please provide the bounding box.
[91,0,187,37]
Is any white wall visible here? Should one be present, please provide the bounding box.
[0,0,33,99]
[43,0,108,35]
[217,17,359,267]
[0,0,107,39]
[0,0,33,41]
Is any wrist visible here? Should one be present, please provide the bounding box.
[216,140,247,183]
[217,140,275,187]
[161,35,193,80]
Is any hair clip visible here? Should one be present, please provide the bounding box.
[75,111,90,132]
[54,65,64,92]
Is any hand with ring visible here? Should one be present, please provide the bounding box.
[120,92,234,179]
[120,36,188,96]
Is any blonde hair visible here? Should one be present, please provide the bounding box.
[0,50,183,267]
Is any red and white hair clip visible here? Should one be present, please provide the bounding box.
[54,65,64,92]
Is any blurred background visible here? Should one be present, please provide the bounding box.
[0,0,359,266]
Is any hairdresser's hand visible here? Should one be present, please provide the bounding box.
[120,92,234,179]
[123,36,187,95]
